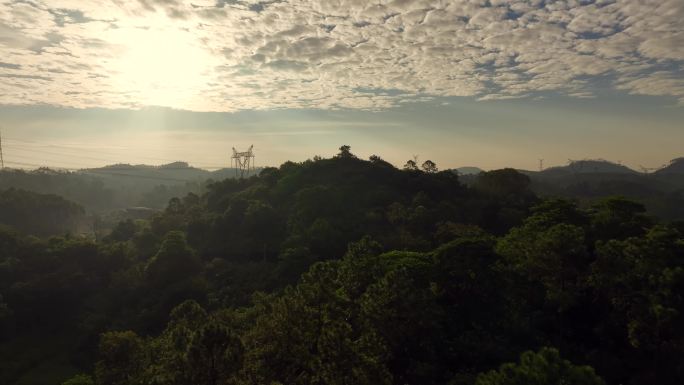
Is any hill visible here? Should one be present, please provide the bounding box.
[79,162,254,188]
[1,148,683,385]
[656,157,684,174]
[0,163,257,213]
[0,168,115,212]
[453,166,484,175]
[509,158,684,221]
[538,159,638,176]
[0,188,87,236]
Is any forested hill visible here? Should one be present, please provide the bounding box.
[458,159,684,221]
[524,159,684,220]
[0,188,86,236]
[1,147,683,385]
[0,163,256,212]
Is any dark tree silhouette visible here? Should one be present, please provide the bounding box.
[421,160,438,173]
[337,145,354,158]
[403,159,418,171]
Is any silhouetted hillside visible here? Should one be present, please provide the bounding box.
[81,162,251,186]
[496,158,684,221]
[0,188,86,236]
[0,163,256,213]
[656,157,684,174]
[0,168,115,211]
[453,166,484,175]
[538,159,637,176]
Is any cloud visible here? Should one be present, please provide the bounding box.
[0,61,22,69]
[0,0,683,111]
[616,71,684,104]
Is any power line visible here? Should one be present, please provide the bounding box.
[8,145,127,165]
[3,141,227,170]
[8,146,226,170]
[2,160,212,183]
[5,153,89,169]
[3,160,76,169]
[5,153,216,172]
[0,135,268,181]
[2,136,228,168]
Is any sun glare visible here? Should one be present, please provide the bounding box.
[113,27,215,108]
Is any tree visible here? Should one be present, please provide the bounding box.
[337,145,355,158]
[588,225,684,352]
[243,257,391,385]
[474,169,538,231]
[108,219,137,242]
[360,268,440,385]
[185,323,244,385]
[525,199,588,229]
[167,299,209,350]
[474,169,533,202]
[403,159,418,171]
[146,231,202,287]
[497,222,589,310]
[475,347,605,385]
[0,188,85,236]
[590,197,651,241]
[138,300,211,385]
[369,155,394,168]
[421,160,438,173]
[95,331,144,385]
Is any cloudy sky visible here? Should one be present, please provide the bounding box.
[0,0,683,170]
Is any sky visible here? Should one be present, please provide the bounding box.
[0,0,683,171]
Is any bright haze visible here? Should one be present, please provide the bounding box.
[1,0,683,171]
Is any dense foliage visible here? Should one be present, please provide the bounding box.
[0,188,86,236]
[0,169,116,212]
[525,165,684,221]
[0,167,217,212]
[1,148,683,385]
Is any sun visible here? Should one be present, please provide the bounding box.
[112,27,216,108]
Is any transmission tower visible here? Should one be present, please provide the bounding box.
[231,145,255,178]
[538,158,544,172]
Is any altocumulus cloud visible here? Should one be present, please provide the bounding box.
[0,0,683,111]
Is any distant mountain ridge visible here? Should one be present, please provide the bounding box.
[0,162,261,212]
[537,159,638,176]
[2,157,683,219]
[450,158,684,221]
[453,166,484,175]
[80,162,260,183]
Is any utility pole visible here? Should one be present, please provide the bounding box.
[538,158,544,172]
